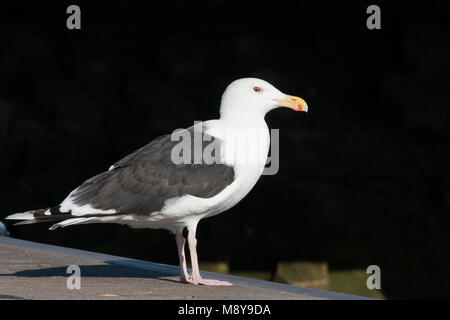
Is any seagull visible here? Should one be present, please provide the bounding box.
[6,78,308,286]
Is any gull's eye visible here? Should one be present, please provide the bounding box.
[253,86,262,93]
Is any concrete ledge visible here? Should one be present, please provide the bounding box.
[0,236,368,300]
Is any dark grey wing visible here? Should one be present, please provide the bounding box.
[69,129,235,216]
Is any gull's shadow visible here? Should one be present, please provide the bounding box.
[0,261,181,284]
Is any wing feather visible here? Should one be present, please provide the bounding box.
[69,128,234,216]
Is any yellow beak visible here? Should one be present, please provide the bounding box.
[274,95,308,112]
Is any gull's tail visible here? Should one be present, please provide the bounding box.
[6,207,99,230]
[5,209,49,225]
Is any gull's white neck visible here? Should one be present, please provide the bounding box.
[204,109,270,173]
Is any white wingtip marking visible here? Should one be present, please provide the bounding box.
[60,194,116,216]
[5,212,34,220]
[49,217,95,230]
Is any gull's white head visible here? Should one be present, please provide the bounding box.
[219,78,308,119]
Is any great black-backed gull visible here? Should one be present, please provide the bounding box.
[6,78,308,286]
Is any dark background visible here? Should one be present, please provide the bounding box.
[0,1,449,299]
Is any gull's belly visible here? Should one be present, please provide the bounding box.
[149,162,265,226]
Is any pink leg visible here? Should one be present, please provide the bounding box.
[175,231,189,283]
[186,228,232,286]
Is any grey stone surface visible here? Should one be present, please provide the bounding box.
[0,237,367,300]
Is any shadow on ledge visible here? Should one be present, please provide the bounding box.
[0,262,180,283]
